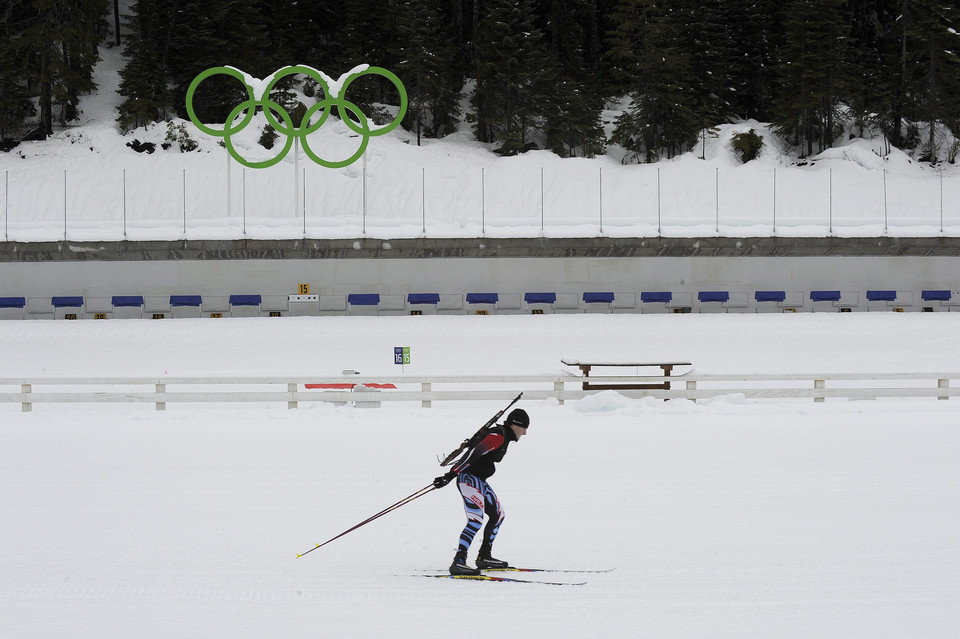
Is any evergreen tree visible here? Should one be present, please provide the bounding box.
[903,0,960,161]
[0,1,36,141]
[165,0,277,123]
[116,0,175,131]
[21,0,109,137]
[472,0,559,154]
[609,0,700,162]
[845,0,888,139]
[392,0,462,142]
[772,0,852,156]
[723,0,780,121]
[541,0,605,157]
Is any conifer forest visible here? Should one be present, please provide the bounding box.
[2,0,960,163]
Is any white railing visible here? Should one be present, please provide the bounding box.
[2,372,958,412]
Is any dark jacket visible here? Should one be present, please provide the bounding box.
[452,424,517,480]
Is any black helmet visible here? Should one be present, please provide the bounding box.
[505,408,529,429]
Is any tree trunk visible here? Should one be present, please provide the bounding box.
[39,47,52,137]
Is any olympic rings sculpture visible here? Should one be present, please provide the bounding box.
[185,64,407,169]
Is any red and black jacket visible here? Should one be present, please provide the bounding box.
[451,425,517,480]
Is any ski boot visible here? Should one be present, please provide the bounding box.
[475,543,509,569]
[449,550,481,576]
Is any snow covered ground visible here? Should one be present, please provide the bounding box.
[3,41,960,241]
[1,313,959,638]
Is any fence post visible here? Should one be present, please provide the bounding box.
[938,378,949,401]
[883,169,888,233]
[540,167,544,234]
[828,169,833,235]
[715,167,719,233]
[554,380,564,405]
[288,382,298,409]
[657,167,661,235]
[156,383,166,411]
[940,172,944,234]
[772,168,776,235]
[481,167,485,236]
[599,166,603,235]
[21,383,31,412]
[814,379,825,402]
[422,381,431,408]
[686,380,697,403]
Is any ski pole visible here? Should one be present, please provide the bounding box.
[298,482,436,558]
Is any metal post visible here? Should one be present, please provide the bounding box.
[657,167,661,236]
[362,150,367,235]
[5,170,9,240]
[294,137,300,223]
[883,169,888,234]
[226,151,231,221]
[828,168,833,235]
[242,167,246,237]
[21,383,31,412]
[155,383,166,411]
[814,379,825,403]
[481,167,485,236]
[772,168,777,235]
[422,167,426,234]
[122,168,127,239]
[938,378,949,401]
[940,172,944,234]
[715,167,719,233]
[182,168,187,236]
[599,166,603,235]
[540,166,544,234]
[63,169,67,241]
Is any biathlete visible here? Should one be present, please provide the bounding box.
[433,408,530,575]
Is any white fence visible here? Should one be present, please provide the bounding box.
[2,161,960,241]
[3,372,958,412]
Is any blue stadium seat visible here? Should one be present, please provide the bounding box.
[348,293,381,315]
[112,295,144,307]
[921,290,952,312]
[524,292,557,314]
[0,297,26,320]
[466,293,498,315]
[408,293,440,315]
[698,291,729,313]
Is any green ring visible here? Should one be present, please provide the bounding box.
[339,66,408,137]
[186,67,256,138]
[186,64,407,169]
[300,100,370,169]
[223,100,294,169]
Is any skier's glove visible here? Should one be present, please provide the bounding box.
[433,472,456,489]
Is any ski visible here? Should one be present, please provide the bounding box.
[483,566,615,574]
[419,573,585,586]
[416,566,613,575]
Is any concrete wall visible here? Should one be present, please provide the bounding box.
[0,253,957,313]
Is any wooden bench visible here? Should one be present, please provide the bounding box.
[561,359,691,391]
